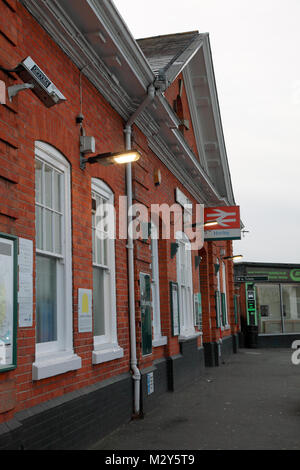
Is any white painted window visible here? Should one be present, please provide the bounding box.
[216,259,221,291]
[215,258,222,328]
[151,223,167,347]
[176,232,198,339]
[33,141,81,380]
[91,178,123,364]
[222,261,229,327]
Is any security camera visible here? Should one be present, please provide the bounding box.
[15,56,66,107]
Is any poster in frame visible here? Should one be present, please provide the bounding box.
[170,281,180,336]
[0,233,18,372]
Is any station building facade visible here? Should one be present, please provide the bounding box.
[0,0,240,449]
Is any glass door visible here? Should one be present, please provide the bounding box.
[256,284,282,334]
[281,285,300,333]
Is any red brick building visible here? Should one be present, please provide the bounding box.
[0,0,240,449]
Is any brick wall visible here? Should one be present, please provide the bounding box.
[0,2,130,421]
[164,74,200,160]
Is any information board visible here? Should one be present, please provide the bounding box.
[140,273,152,356]
[170,281,180,336]
[0,233,17,372]
[18,238,33,327]
[194,292,202,330]
[78,288,93,333]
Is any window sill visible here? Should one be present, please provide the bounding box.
[92,345,124,364]
[32,352,82,381]
[152,336,168,347]
[220,324,231,331]
[179,331,202,342]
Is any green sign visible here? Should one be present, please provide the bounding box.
[246,283,257,326]
[290,269,300,282]
[246,267,300,283]
[221,293,227,327]
[170,281,180,336]
[234,295,239,325]
[140,273,152,356]
[215,291,221,328]
[194,293,202,330]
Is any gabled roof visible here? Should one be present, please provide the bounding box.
[139,31,235,205]
[137,31,201,84]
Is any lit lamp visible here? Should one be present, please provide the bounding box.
[191,220,218,228]
[222,255,243,261]
[80,150,141,170]
[204,220,218,228]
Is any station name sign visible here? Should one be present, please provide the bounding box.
[204,206,241,241]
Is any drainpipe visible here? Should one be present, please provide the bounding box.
[125,83,155,416]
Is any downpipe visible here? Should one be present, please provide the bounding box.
[125,84,155,417]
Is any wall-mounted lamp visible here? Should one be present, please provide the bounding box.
[80,149,141,170]
[222,255,243,261]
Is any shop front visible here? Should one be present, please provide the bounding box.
[235,263,300,347]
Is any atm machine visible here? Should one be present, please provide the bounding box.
[245,283,258,348]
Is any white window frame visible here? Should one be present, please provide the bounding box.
[216,258,221,328]
[33,141,81,381]
[222,261,230,329]
[176,231,200,340]
[91,178,123,364]
[151,223,167,347]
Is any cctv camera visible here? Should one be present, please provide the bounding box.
[15,56,66,107]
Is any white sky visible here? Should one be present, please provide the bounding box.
[113,0,300,264]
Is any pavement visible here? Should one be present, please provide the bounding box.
[89,348,300,450]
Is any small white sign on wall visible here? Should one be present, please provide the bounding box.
[18,238,33,328]
[147,372,154,395]
[78,289,92,333]
[0,80,6,105]
[175,187,193,223]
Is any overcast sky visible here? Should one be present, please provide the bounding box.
[113,0,300,264]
